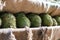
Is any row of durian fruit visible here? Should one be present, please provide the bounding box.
[0,12,60,28]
